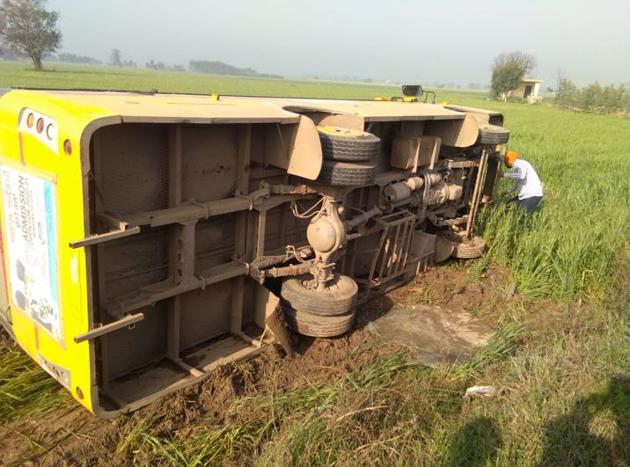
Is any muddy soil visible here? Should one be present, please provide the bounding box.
[0,262,522,465]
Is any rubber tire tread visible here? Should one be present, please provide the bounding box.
[317,160,376,186]
[284,307,355,338]
[318,130,380,162]
[478,124,510,145]
[280,274,358,316]
[452,236,486,259]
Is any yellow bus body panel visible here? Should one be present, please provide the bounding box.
[0,89,116,413]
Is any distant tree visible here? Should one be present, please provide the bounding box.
[110,48,122,67]
[109,50,136,68]
[555,77,578,108]
[0,0,61,70]
[490,52,536,101]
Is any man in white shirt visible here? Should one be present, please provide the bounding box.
[502,151,543,213]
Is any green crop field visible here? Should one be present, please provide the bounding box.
[0,60,407,99]
[0,60,487,102]
[0,61,628,465]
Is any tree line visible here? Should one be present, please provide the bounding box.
[57,53,101,65]
[555,78,629,114]
[189,60,282,79]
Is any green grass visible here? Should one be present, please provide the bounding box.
[0,61,628,465]
[0,340,68,423]
[122,314,627,466]
[473,104,630,301]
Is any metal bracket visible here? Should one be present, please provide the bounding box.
[69,225,140,249]
[74,313,144,343]
[69,215,140,248]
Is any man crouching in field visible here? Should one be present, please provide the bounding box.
[502,151,543,213]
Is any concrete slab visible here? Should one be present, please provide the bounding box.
[366,303,492,364]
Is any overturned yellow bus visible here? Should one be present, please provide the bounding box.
[0,88,508,416]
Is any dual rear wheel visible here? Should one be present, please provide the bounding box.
[280,273,358,337]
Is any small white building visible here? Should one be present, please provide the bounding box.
[508,78,544,103]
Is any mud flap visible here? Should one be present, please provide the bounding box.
[263,115,323,180]
[255,284,294,357]
[426,113,479,148]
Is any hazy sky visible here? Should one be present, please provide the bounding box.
[49,0,629,86]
